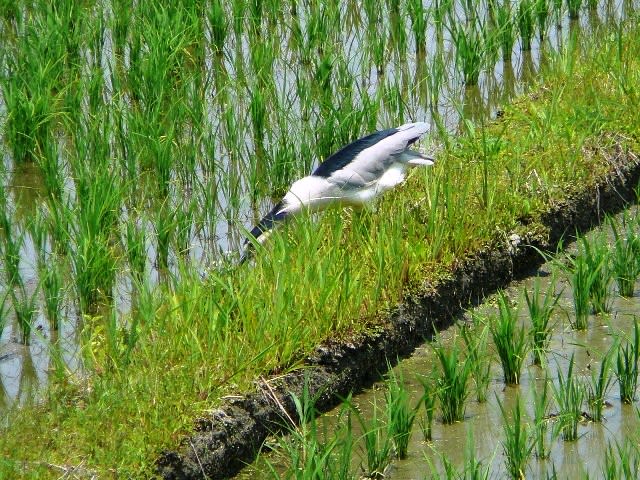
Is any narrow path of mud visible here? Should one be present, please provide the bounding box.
[156,147,639,479]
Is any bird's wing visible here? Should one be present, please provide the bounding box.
[317,122,430,185]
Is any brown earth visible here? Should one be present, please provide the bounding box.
[156,145,639,479]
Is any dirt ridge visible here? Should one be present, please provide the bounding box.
[156,148,639,479]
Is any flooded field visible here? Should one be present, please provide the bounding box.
[241,208,640,478]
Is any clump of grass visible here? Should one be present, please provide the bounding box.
[10,285,39,345]
[609,214,640,298]
[354,398,393,479]
[498,395,534,480]
[461,320,492,402]
[418,374,437,442]
[451,20,486,85]
[434,341,472,424]
[495,1,516,60]
[567,0,582,18]
[525,278,560,366]
[491,292,528,385]
[602,439,640,480]
[532,376,551,458]
[580,232,612,315]
[41,262,63,331]
[385,368,419,459]
[462,428,491,480]
[552,354,585,441]
[518,0,536,51]
[586,349,614,421]
[269,383,353,480]
[615,319,640,404]
[535,0,550,39]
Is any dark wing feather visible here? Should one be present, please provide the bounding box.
[312,128,399,178]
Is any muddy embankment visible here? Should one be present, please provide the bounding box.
[156,143,639,480]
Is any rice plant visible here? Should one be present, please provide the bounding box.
[586,349,614,421]
[491,292,528,385]
[498,394,534,480]
[461,321,492,402]
[518,0,536,51]
[418,374,437,442]
[525,278,560,366]
[552,354,585,441]
[462,428,491,480]
[532,376,551,458]
[451,20,486,85]
[41,261,63,330]
[495,1,516,60]
[609,214,640,298]
[580,232,612,315]
[10,285,39,345]
[354,398,393,479]
[567,0,582,18]
[434,341,472,424]
[384,368,419,459]
[602,439,640,480]
[535,0,550,39]
[615,319,640,404]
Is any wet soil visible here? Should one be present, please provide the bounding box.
[156,146,640,479]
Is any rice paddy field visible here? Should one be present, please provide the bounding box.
[242,212,640,478]
[0,0,639,477]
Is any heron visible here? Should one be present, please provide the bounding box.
[240,121,435,263]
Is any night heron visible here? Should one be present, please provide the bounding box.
[241,121,434,262]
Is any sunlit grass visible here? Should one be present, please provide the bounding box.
[0,1,638,477]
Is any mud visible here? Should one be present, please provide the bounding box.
[156,146,639,479]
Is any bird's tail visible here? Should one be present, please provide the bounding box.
[239,202,288,264]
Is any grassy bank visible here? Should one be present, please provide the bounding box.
[1,7,640,480]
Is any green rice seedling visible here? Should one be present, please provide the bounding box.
[461,321,492,402]
[450,21,486,85]
[552,0,564,24]
[208,0,227,54]
[586,349,614,421]
[125,219,147,282]
[462,428,491,480]
[407,0,429,52]
[434,341,472,423]
[518,0,536,51]
[491,292,528,385]
[535,0,550,39]
[498,394,534,480]
[10,285,39,345]
[580,232,612,315]
[265,382,348,480]
[525,278,560,366]
[385,368,419,459]
[602,439,640,480]
[41,261,63,331]
[552,354,585,441]
[609,214,640,297]
[418,374,437,441]
[495,1,516,60]
[532,376,550,458]
[353,398,393,478]
[615,319,640,403]
[567,0,582,18]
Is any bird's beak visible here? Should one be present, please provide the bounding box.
[408,153,435,166]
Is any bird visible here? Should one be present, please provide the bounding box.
[240,121,435,262]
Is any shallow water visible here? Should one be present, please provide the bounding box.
[240,208,640,478]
